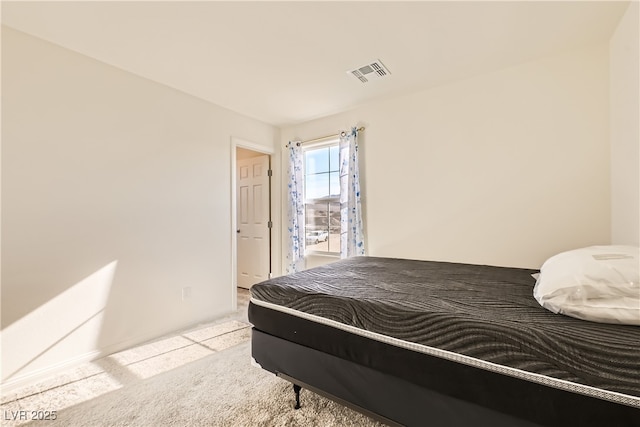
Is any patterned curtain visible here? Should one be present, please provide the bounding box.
[339,128,366,258]
[285,142,306,273]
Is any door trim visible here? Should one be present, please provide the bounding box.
[230,137,275,310]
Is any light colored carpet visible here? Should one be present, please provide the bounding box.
[1,290,382,426]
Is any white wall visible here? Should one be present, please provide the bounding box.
[282,43,611,270]
[1,27,279,388]
[610,1,640,245]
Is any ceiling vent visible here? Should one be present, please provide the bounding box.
[347,59,391,83]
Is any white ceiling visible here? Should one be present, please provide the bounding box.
[1,1,629,127]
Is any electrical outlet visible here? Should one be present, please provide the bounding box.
[182,286,192,300]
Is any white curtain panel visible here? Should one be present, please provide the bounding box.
[339,128,366,259]
[285,142,306,273]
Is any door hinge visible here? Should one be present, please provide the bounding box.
[267,220,273,229]
[267,169,273,177]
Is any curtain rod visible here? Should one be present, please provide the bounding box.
[289,126,365,147]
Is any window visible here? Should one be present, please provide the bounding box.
[303,141,340,254]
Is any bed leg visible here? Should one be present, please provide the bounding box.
[293,384,302,409]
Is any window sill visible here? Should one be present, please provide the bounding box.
[305,251,340,258]
[305,252,340,269]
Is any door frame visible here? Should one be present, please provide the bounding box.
[230,137,275,310]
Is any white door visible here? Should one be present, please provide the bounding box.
[237,154,270,289]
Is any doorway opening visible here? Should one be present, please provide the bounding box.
[231,138,274,311]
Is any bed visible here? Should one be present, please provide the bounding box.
[248,256,640,426]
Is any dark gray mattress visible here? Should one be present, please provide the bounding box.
[250,256,640,407]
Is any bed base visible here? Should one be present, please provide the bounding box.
[278,373,401,427]
[252,329,543,427]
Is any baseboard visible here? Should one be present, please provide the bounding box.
[1,310,240,396]
[1,324,189,395]
[1,349,103,395]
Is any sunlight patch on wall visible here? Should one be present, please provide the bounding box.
[1,261,118,384]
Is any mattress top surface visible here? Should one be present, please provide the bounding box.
[251,256,640,402]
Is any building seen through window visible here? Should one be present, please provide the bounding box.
[304,142,340,254]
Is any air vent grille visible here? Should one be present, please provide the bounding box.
[347,59,391,83]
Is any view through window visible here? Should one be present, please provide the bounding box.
[304,142,340,254]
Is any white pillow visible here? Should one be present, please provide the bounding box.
[533,245,640,325]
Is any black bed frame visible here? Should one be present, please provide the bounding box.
[250,322,640,427]
[252,329,549,426]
